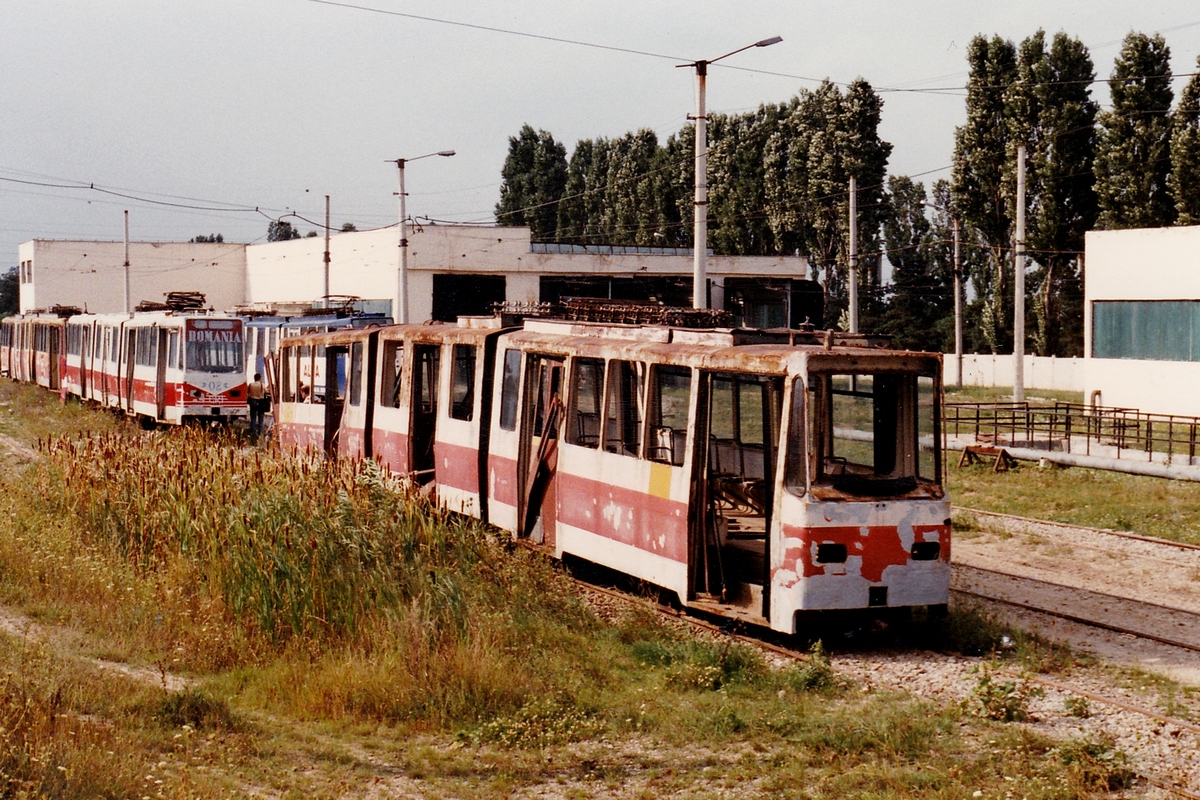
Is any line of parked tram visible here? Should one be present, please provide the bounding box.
[270,313,951,632]
[0,306,390,427]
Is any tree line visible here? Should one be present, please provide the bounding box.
[496,31,1200,356]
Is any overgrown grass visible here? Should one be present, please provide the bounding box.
[948,450,1200,545]
[0,382,1142,796]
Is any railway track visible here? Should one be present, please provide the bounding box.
[954,506,1200,554]
[951,562,1200,653]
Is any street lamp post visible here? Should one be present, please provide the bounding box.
[389,150,455,323]
[923,200,963,387]
[679,36,781,310]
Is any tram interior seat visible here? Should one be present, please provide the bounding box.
[651,426,687,466]
[576,412,600,446]
[709,437,767,521]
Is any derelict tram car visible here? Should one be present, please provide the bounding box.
[273,313,950,632]
[0,312,70,390]
[241,310,391,389]
[57,311,248,425]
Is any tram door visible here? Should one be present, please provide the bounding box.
[693,372,781,618]
[410,344,440,484]
[79,327,90,398]
[323,346,348,457]
[124,329,136,412]
[155,328,168,421]
[518,354,564,544]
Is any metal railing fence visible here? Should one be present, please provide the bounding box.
[945,402,1200,464]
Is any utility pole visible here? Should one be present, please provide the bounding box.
[1014,144,1026,402]
[848,175,858,333]
[692,59,709,309]
[390,150,455,324]
[679,36,781,310]
[123,210,130,314]
[323,195,331,308]
[952,215,963,388]
[396,162,409,324]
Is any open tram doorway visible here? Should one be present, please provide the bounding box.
[323,346,348,456]
[410,344,440,485]
[691,371,782,617]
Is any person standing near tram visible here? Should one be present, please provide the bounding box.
[247,372,269,437]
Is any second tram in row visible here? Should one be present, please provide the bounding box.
[271,312,951,632]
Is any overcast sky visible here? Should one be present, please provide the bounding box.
[4,1,1200,266]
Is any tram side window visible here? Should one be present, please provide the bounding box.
[566,358,604,448]
[604,360,645,458]
[499,348,521,431]
[280,347,294,402]
[167,332,179,371]
[381,341,404,408]
[450,344,476,421]
[348,341,363,407]
[414,346,440,415]
[298,345,313,402]
[648,366,692,466]
[784,378,807,495]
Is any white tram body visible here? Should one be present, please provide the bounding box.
[0,313,68,390]
[60,312,247,424]
[273,315,950,632]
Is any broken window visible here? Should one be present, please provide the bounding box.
[499,348,521,431]
[450,344,476,421]
[604,360,644,458]
[783,379,806,495]
[808,371,937,495]
[648,365,691,466]
[567,358,604,448]
[381,340,404,409]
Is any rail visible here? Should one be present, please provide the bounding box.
[945,401,1200,466]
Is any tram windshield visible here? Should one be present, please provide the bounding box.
[803,371,939,496]
[185,319,243,374]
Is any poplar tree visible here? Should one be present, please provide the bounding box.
[880,176,951,351]
[1094,32,1175,229]
[495,125,568,240]
[1006,30,1097,356]
[953,35,1018,354]
[1170,56,1200,225]
[764,80,891,326]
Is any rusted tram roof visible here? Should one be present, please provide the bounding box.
[277,316,942,374]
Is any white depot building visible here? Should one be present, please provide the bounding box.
[17,224,813,328]
[17,239,247,314]
[245,224,815,327]
[1085,225,1200,416]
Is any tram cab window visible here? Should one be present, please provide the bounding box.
[648,366,691,466]
[348,341,364,407]
[809,371,938,496]
[604,360,644,458]
[381,341,404,409]
[449,344,476,421]
[499,349,521,431]
[567,358,604,448]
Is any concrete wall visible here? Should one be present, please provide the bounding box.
[19,239,247,314]
[1082,226,1200,415]
[945,354,1084,393]
[245,224,808,321]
